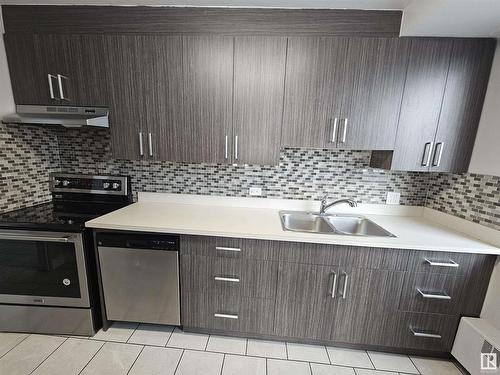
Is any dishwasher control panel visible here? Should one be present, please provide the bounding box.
[97,232,179,251]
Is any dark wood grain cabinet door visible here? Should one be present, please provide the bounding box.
[274,262,339,340]
[338,37,410,150]
[103,35,147,159]
[391,39,453,171]
[181,36,233,163]
[332,267,405,347]
[233,36,287,165]
[142,36,184,162]
[4,33,55,105]
[430,39,495,173]
[281,37,348,148]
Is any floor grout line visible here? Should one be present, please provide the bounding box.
[366,350,377,370]
[285,342,289,360]
[204,334,210,351]
[172,349,185,375]
[0,333,31,361]
[407,356,422,375]
[28,336,68,375]
[219,353,226,375]
[76,340,106,375]
[125,345,145,375]
[324,345,333,365]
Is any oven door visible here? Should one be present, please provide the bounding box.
[0,230,89,308]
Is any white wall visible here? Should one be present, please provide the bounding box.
[469,42,500,177]
[0,6,15,117]
[481,258,500,328]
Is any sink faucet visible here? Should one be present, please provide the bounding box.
[319,195,357,215]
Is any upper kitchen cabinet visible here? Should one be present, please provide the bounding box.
[339,37,410,149]
[233,36,287,165]
[389,39,454,172]
[181,36,233,164]
[281,37,410,150]
[103,35,150,160]
[432,39,495,173]
[281,37,348,148]
[3,33,47,105]
[4,33,108,107]
[104,35,184,161]
[375,38,495,173]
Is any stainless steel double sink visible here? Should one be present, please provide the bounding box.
[280,211,396,237]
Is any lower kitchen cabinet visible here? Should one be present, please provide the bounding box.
[274,262,340,340]
[179,235,496,354]
[331,268,405,346]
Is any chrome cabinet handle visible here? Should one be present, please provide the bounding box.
[148,133,153,157]
[214,276,240,283]
[225,135,228,159]
[215,246,241,252]
[0,234,71,242]
[138,132,144,156]
[421,142,434,166]
[235,135,238,160]
[330,272,337,298]
[57,74,69,101]
[340,272,349,299]
[47,74,57,99]
[330,118,338,143]
[214,313,238,320]
[417,288,451,300]
[424,258,459,268]
[432,142,444,167]
[339,118,348,143]
[410,327,442,339]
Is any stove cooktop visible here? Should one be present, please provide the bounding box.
[0,202,101,231]
[0,173,132,232]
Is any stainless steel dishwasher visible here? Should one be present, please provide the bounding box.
[97,232,180,325]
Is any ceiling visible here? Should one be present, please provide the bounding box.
[0,0,411,9]
[0,0,499,38]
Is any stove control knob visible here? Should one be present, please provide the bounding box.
[112,182,121,190]
[62,180,70,187]
[103,182,111,189]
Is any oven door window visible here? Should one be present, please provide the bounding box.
[0,239,81,298]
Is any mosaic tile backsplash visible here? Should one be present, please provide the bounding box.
[0,126,498,230]
[0,124,60,212]
[56,128,430,205]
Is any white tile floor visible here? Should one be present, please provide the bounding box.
[0,323,465,375]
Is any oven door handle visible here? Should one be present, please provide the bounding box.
[0,234,72,243]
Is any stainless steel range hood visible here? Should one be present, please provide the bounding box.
[2,105,109,128]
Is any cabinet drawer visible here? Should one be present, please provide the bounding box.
[407,251,473,275]
[212,258,278,299]
[393,312,459,352]
[279,242,408,270]
[399,272,466,315]
[182,293,274,335]
[181,254,277,299]
[180,235,279,260]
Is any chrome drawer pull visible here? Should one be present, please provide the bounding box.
[340,271,349,299]
[410,327,442,339]
[424,258,459,268]
[214,276,240,283]
[417,288,451,300]
[215,246,241,252]
[214,313,238,320]
[330,272,337,298]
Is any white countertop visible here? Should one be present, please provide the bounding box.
[86,193,500,255]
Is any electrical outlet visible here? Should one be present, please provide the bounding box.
[386,192,401,205]
[249,187,262,196]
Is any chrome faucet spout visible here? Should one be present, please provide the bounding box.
[319,196,357,215]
